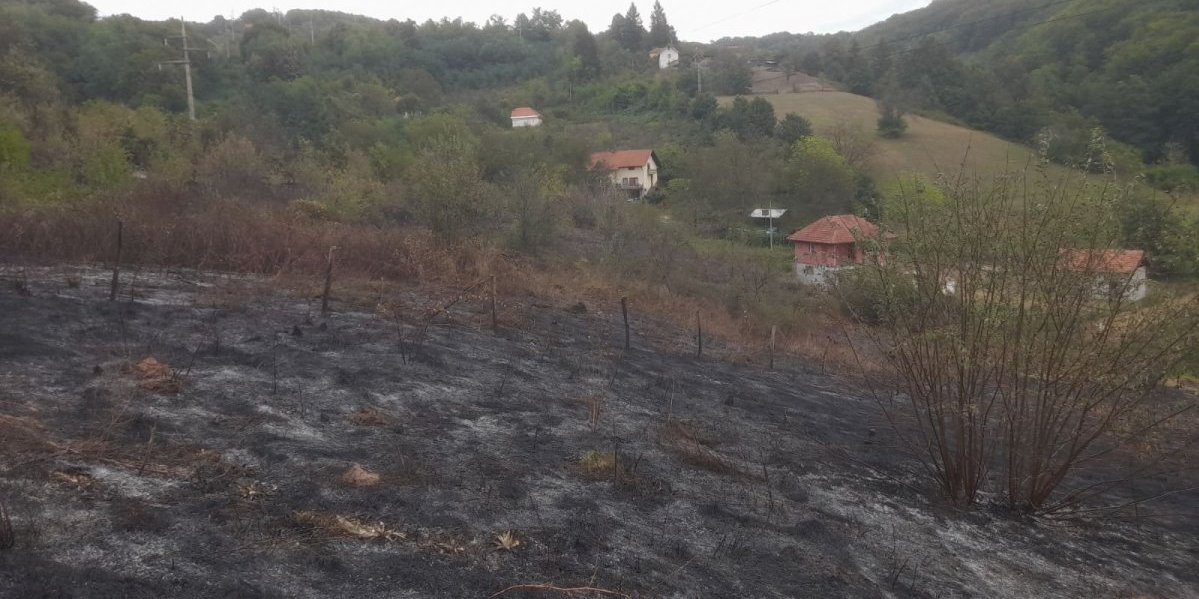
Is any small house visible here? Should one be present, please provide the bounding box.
[1059,249,1148,302]
[649,46,680,69]
[588,150,659,200]
[787,214,881,285]
[510,107,542,128]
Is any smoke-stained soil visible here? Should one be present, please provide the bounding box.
[0,266,1195,598]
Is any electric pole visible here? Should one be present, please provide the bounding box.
[160,17,201,121]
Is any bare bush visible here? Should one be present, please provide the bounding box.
[858,169,1199,510]
[825,117,876,170]
[0,499,14,551]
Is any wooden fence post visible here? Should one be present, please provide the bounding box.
[769,326,777,370]
[490,275,498,332]
[620,296,630,351]
[695,311,703,358]
[109,220,123,302]
[320,246,337,316]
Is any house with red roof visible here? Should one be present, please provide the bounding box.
[510,107,542,128]
[786,214,881,284]
[588,149,659,200]
[1059,249,1148,302]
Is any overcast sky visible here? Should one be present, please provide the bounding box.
[84,0,931,41]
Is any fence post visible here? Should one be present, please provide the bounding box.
[320,246,337,316]
[620,296,630,351]
[490,275,498,332]
[695,311,703,358]
[769,326,777,370]
[109,220,123,302]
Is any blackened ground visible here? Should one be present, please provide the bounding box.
[0,266,1195,598]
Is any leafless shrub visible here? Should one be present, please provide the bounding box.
[826,116,876,170]
[856,168,1199,510]
[0,499,14,551]
[583,394,603,431]
[658,420,749,479]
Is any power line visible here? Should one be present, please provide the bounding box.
[158,17,203,121]
[693,0,784,34]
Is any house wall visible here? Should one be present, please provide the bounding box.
[795,263,840,285]
[1129,266,1148,301]
[1096,266,1147,302]
[605,157,658,197]
[793,242,856,267]
[659,47,679,69]
[511,115,542,128]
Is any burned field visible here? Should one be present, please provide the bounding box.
[0,266,1196,598]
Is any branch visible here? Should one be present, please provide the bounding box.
[489,583,632,598]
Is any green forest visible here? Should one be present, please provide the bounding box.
[1,0,1197,289]
[725,0,1199,179]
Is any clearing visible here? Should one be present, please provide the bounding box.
[723,90,1051,182]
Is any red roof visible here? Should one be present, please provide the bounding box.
[511,107,540,118]
[1059,249,1144,274]
[588,150,655,170]
[787,215,879,245]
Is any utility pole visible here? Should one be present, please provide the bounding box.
[160,17,200,121]
[697,60,703,95]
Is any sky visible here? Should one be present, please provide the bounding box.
[83,0,932,41]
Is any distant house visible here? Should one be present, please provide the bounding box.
[786,214,881,284]
[649,46,680,69]
[588,150,659,200]
[1059,249,1148,302]
[510,107,542,128]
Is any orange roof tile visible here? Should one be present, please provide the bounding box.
[1059,249,1145,274]
[787,215,879,245]
[588,150,655,170]
[511,107,540,118]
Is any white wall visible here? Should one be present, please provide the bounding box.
[511,115,542,128]
[605,157,658,197]
[658,47,679,70]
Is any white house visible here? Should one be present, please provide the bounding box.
[588,149,659,200]
[649,46,679,69]
[510,107,542,128]
[1060,249,1148,302]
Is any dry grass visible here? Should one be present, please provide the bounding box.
[291,511,405,542]
[492,530,521,551]
[720,91,1053,181]
[0,190,871,375]
[577,450,617,480]
[131,357,181,394]
[341,464,381,488]
[348,408,394,427]
[658,420,749,479]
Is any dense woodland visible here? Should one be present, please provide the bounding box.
[0,0,1197,281]
[722,0,1199,179]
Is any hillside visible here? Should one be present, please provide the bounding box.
[721,91,1048,182]
[855,0,1062,54]
[1,266,1197,597]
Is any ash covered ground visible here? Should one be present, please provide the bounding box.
[0,265,1195,598]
